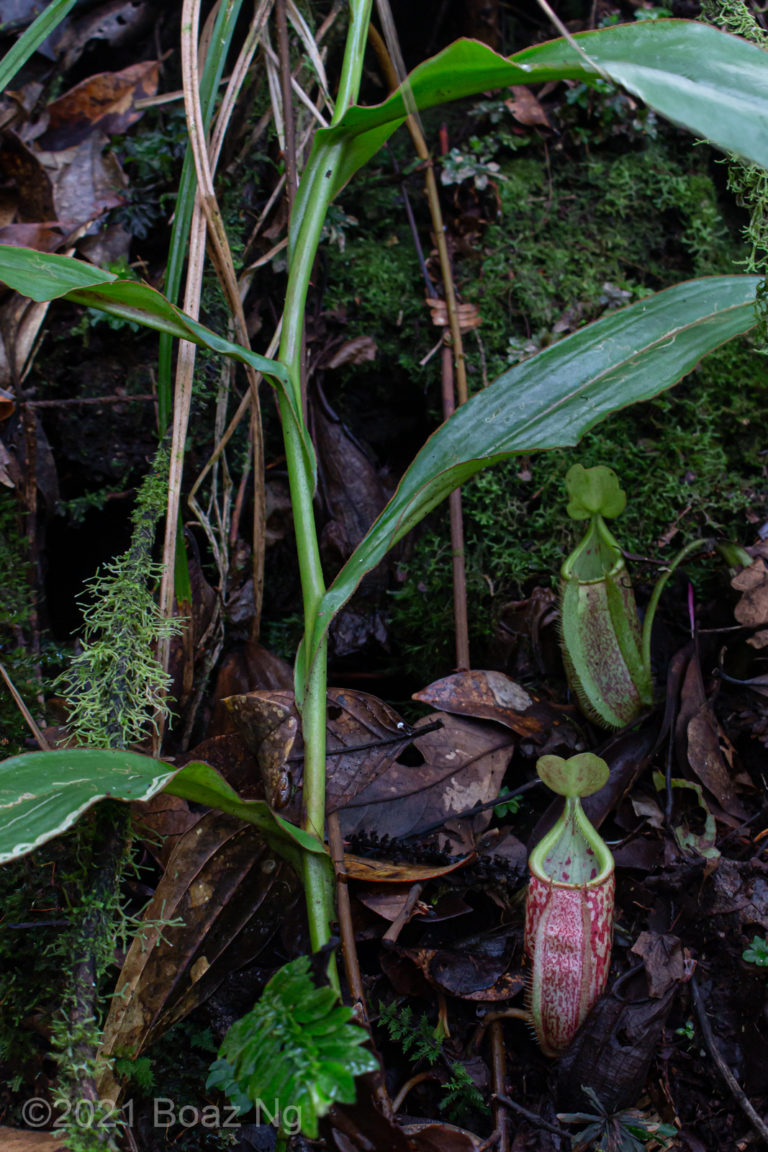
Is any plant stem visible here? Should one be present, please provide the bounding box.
[277,0,373,963]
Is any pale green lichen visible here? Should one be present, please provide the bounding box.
[59,445,178,749]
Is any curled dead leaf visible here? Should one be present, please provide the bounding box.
[505,85,551,129]
[426,297,481,332]
[732,543,768,647]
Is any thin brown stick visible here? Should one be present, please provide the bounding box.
[368,19,468,404]
[328,812,367,1016]
[494,1093,566,1138]
[328,812,393,1119]
[276,0,298,206]
[382,882,423,945]
[471,1009,531,1053]
[25,395,155,408]
[489,1020,510,1152]
[392,1070,434,1115]
[691,973,768,1144]
[0,661,51,750]
[441,342,470,669]
[369,17,471,669]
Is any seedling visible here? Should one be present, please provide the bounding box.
[743,935,768,966]
[558,1086,677,1152]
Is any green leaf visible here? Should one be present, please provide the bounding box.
[0,246,315,484]
[0,748,176,863]
[163,761,326,858]
[211,955,379,1138]
[565,464,626,520]
[0,0,78,94]
[0,750,325,867]
[304,275,759,681]
[295,22,768,221]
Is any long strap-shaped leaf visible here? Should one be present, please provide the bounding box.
[292,22,768,242]
[0,749,324,866]
[0,246,316,483]
[302,276,760,679]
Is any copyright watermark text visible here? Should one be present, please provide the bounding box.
[22,1096,301,1134]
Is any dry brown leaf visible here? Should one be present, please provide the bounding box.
[414,668,580,747]
[425,297,481,331]
[405,1122,484,1151]
[0,1129,66,1151]
[343,853,474,883]
[0,222,61,250]
[0,385,14,420]
[97,813,296,1100]
[224,689,298,810]
[630,931,685,998]
[0,130,55,220]
[391,939,524,1002]
[44,133,127,227]
[55,0,154,71]
[676,653,748,820]
[40,60,160,150]
[338,711,512,840]
[0,292,51,387]
[225,687,418,814]
[732,544,768,646]
[505,85,551,128]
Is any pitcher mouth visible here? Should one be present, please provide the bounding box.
[528,794,614,888]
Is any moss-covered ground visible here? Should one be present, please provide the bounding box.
[320,96,767,680]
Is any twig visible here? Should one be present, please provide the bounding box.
[489,1019,511,1152]
[535,0,610,80]
[392,1070,434,1114]
[328,811,393,1119]
[494,1093,567,1137]
[285,717,443,762]
[397,773,538,839]
[382,881,423,944]
[442,342,470,669]
[0,660,51,749]
[368,16,471,669]
[472,1009,531,1053]
[690,973,768,1145]
[276,0,298,206]
[328,811,368,1015]
[26,394,155,407]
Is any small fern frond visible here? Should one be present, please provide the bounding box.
[208,955,379,1139]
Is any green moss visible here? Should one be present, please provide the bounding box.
[382,124,762,680]
[0,490,46,755]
